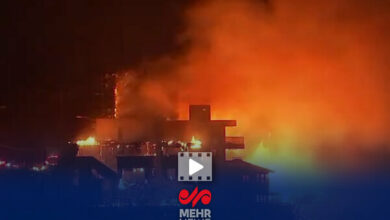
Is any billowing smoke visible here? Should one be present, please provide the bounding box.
[117,0,390,175]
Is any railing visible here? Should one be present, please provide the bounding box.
[225,136,245,149]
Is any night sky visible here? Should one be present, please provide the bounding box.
[0,0,191,147]
[1,2,389,217]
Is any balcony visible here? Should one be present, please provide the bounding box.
[225,136,245,149]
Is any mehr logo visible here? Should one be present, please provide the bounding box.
[179,187,211,207]
[179,187,212,220]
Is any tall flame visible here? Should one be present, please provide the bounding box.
[114,83,118,119]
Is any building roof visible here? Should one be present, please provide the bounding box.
[223,159,273,174]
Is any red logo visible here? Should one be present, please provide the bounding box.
[179,187,211,207]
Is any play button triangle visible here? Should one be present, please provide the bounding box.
[189,158,204,176]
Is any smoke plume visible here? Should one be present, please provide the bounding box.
[117,0,390,175]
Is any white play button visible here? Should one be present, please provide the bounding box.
[189,158,204,176]
[178,152,212,181]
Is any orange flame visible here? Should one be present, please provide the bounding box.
[114,85,118,119]
[76,137,99,147]
[190,136,202,149]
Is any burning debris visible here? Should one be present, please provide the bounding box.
[190,136,202,149]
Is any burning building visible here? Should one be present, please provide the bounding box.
[78,105,272,205]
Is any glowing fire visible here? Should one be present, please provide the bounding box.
[190,136,202,149]
[76,137,99,146]
[114,85,118,118]
[109,0,390,176]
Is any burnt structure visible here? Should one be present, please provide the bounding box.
[162,105,244,162]
[85,105,272,205]
[0,105,289,219]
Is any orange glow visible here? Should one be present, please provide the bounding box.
[114,84,118,118]
[190,136,202,149]
[114,0,390,173]
[76,137,99,147]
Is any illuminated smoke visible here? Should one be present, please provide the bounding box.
[117,0,390,174]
